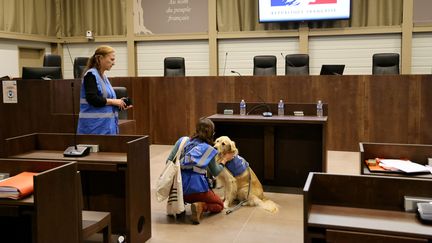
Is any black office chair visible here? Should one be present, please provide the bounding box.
[113,86,128,119]
[43,54,62,67]
[372,53,400,75]
[253,55,277,76]
[164,57,185,77]
[73,57,89,78]
[285,54,309,75]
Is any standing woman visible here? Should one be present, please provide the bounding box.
[166,117,234,224]
[77,45,131,135]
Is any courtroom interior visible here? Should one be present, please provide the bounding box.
[1,0,432,242]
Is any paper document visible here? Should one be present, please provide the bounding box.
[379,159,430,173]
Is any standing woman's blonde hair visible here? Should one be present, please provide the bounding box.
[85,45,115,73]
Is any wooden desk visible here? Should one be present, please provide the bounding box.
[0,78,136,157]
[0,159,79,243]
[360,142,432,179]
[209,104,327,189]
[303,172,432,243]
[4,133,151,243]
[119,119,137,135]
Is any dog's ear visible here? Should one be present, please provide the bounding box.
[230,140,238,155]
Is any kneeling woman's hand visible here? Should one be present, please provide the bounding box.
[221,152,235,165]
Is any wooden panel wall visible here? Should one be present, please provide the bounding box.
[139,75,432,150]
[1,75,432,155]
[366,75,415,143]
[420,75,432,142]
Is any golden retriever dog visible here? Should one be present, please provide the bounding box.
[214,136,278,213]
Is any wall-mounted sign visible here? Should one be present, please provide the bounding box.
[134,0,208,35]
[2,80,17,103]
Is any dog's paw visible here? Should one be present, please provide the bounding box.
[224,201,230,209]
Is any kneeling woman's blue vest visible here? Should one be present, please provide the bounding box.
[77,68,118,135]
[180,138,217,195]
[226,155,249,177]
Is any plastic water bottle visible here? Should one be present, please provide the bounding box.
[317,100,323,117]
[278,100,284,116]
[240,99,246,116]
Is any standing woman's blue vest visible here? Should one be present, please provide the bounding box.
[179,138,218,195]
[77,68,119,135]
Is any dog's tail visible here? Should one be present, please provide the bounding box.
[260,198,279,213]
[248,195,279,213]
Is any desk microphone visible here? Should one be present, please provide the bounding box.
[246,90,273,117]
[247,100,273,117]
[64,41,75,69]
[222,52,228,76]
[231,70,242,76]
[64,82,90,157]
[230,70,271,116]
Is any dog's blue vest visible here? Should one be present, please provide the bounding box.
[226,155,249,177]
[179,138,217,195]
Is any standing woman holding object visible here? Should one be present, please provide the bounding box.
[77,45,132,135]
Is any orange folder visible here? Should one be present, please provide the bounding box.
[0,172,37,199]
[365,158,403,173]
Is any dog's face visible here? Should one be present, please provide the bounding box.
[214,136,238,161]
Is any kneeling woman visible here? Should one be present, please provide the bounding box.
[166,117,232,224]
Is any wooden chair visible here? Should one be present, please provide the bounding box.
[78,172,112,243]
[82,211,111,243]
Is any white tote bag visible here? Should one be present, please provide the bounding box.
[166,163,185,216]
[155,137,188,202]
